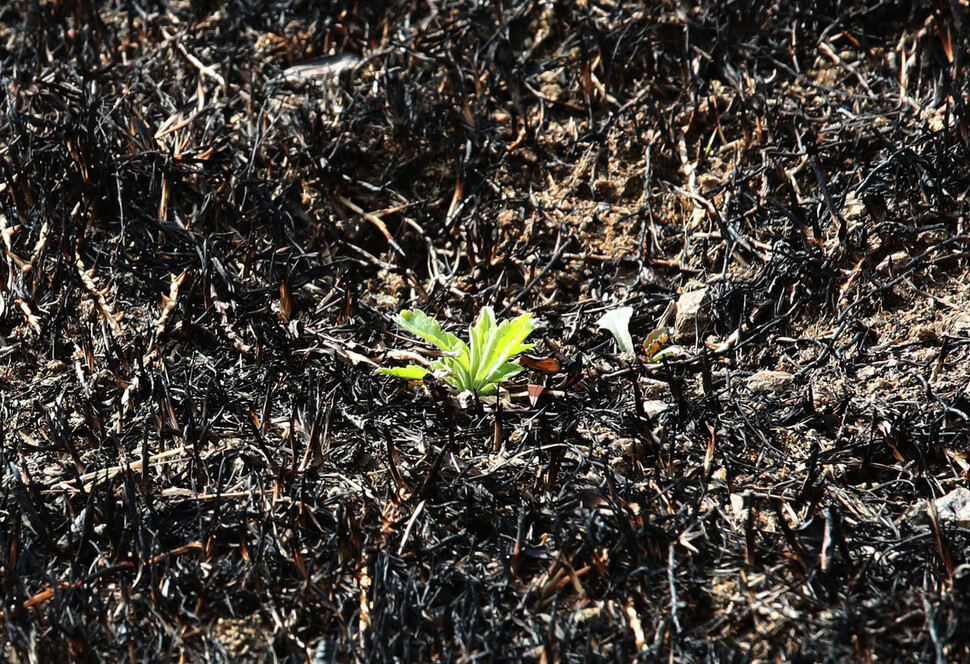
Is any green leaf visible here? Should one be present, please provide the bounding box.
[467,306,497,388]
[472,311,534,390]
[397,309,467,354]
[431,357,467,391]
[377,365,430,380]
[488,362,524,384]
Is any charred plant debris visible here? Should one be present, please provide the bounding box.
[1,1,970,662]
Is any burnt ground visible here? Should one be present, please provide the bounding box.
[2,1,970,662]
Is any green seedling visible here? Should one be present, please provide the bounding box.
[379,307,535,396]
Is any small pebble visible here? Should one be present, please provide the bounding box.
[745,370,793,394]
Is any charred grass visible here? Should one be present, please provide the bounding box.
[1,1,970,662]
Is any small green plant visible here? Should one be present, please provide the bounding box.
[378,307,535,396]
